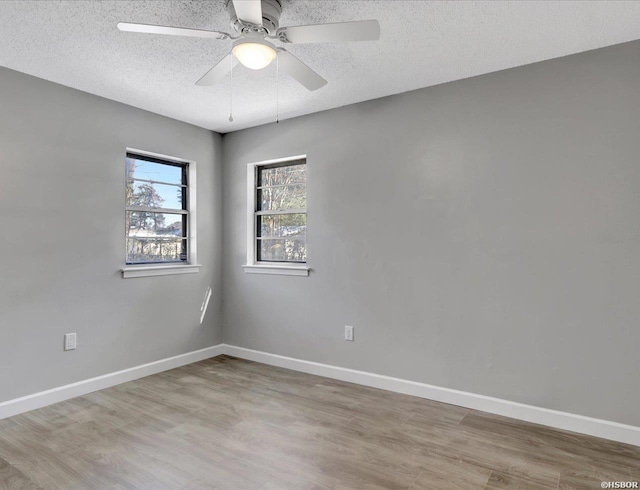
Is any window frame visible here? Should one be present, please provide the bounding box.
[243,155,310,277]
[121,148,200,278]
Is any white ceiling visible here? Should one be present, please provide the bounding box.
[1,1,640,133]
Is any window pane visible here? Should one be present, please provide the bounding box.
[125,154,189,265]
[258,213,306,238]
[126,157,182,185]
[126,237,186,263]
[259,163,305,187]
[126,180,185,210]
[126,211,185,237]
[258,237,306,262]
[258,184,306,211]
[255,162,306,264]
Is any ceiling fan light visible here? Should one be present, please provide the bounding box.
[232,39,277,70]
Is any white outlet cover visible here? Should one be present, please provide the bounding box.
[64,333,77,351]
[345,325,354,341]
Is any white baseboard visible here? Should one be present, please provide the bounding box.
[222,344,640,447]
[0,344,224,420]
[2,342,638,448]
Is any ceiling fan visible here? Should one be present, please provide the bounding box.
[117,0,380,91]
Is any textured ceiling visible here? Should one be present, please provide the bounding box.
[1,1,640,133]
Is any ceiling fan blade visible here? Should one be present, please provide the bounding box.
[277,20,380,44]
[196,54,238,86]
[232,0,263,26]
[277,50,327,91]
[117,22,229,40]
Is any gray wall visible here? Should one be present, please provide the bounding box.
[0,67,223,402]
[222,40,640,427]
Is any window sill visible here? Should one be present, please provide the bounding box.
[121,264,201,279]
[242,264,310,277]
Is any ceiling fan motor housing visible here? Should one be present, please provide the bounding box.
[226,0,282,35]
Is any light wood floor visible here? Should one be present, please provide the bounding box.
[0,356,638,489]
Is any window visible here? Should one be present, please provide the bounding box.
[256,160,307,262]
[122,150,199,278]
[244,156,310,276]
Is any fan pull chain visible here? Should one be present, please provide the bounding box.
[228,53,234,123]
[276,53,279,124]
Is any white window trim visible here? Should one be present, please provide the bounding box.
[121,147,200,279]
[244,155,310,277]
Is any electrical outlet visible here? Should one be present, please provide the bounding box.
[345,325,354,342]
[64,333,77,351]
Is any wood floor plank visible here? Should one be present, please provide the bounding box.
[557,467,631,490]
[484,470,558,489]
[409,452,492,489]
[0,355,638,489]
[0,458,42,490]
